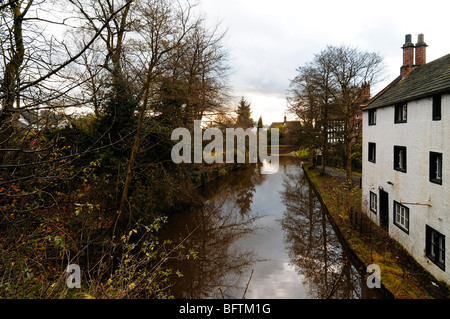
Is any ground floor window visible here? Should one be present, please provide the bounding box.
[370,191,377,213]
[393,201,409,233]
[426,225,445,271]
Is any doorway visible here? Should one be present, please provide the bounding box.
[379,189,389,230]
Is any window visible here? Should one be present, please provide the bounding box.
[433,94,442,121]
[370,192,377,214]
[368,143,376,163]
[426,225,445,271]
[430,152,443,185]
[394,103,407,123]
[393,201,409,233]
[394,146,407,172]
[368,109,376,125]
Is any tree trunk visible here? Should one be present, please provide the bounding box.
[118,69,152,217]
[0,2,29,156]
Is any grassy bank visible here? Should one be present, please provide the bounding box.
[303,166,450,299]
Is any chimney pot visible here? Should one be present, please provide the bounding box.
[401,34,414,77]
[417,33,425,44]
[415,33,427,66]
[405,34,412,44]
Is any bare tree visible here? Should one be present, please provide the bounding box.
[118,0,202,216]
[325,45,383,182]
[288,45,383,181]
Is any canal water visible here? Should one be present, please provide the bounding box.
[164,157,383,299]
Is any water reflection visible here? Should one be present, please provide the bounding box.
[279,162,378,298]
[165,158,383,299]
[165,165,266,298]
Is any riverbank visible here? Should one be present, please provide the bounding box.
[302,165,450,299]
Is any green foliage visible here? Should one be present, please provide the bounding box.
[295,148,310,159]
[96,216,176,299]
[95,74,140,150]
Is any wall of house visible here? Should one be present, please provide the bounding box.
[362,93,450,284]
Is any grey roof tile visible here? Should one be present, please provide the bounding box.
[365,53,450,110]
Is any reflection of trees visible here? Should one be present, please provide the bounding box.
[280,165,377,299]
[205,164,267,217]
[166,164,267,298]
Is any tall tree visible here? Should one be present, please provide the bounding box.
[235,97,254,129]
[325,45,383,182]
[257,116,263,129]
[288,45,383,182]
[288,62,334,175]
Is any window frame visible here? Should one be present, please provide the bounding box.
[429,152,443,185]
[426,225,445,271]
[394,103,407,123]
[393,146,407,173]
[432,94,442,121]
[368,142,376,163]
[368,109,377,126]
[393,201,409,234]
[369,191,377,214]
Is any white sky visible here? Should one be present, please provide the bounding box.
[200,0,450,125]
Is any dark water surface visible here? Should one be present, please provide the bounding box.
[163,157,383,299]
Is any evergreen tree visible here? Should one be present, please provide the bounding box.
[257,115,263,129]
[236,97,254,129]
[97,74,139,143]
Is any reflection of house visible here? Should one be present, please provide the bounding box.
[362,34,450,284]
[269,116,301,144]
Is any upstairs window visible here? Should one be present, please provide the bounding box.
[394,103,407,123]
[394,146,407,173]
[426,225,445,271]
[430,152,443,185]
[368,109,377,125]
[368,143,376,163]
[433,94,442,121]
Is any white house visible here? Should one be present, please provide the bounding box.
[362,34,450,284]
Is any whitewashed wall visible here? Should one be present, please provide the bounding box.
[362,93,450,284]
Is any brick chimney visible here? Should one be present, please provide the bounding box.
[401,34,414,77]
[415,33,427,66]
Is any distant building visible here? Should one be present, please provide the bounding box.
[327,84,369,144]
[17,109,67,130]
[269,116,301,145]
[362,34,450,284]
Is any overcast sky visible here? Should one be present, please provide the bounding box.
[199,0,450,125]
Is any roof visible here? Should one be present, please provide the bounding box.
[269,122,283,128]
[269,121,301,131]
[365,53,450,110]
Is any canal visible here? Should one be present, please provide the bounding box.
[164,157,383,299]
